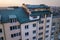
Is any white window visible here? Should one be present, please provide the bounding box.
[9,15,17,23]
[0,37,3,40]
[25,25,29,29]
[0,29,2,33]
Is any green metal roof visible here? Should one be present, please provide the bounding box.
[0,7,29,23]
[26,4,50,9]
[0,15,1,20]
[30,11,51,16]
[0,6,51,24]
[0,7,40,24]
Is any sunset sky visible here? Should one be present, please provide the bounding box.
[0,0,60,7]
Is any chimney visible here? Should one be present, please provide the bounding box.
[22,3,31,14]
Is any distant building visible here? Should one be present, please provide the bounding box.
[51,15,60,40]
[50,6,60,40]
[0,4,53,40]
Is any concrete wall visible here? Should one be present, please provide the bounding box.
[3,22,21,40]
[0,24,5,40]
[21,21,38,40]
[29,16,39,20]
[52,17,60,40]
[21,14,53,40]
[0,14,53,40]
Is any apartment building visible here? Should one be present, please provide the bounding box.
[51,17,56,40]
[51,15,60,40]
[0,4,53,40]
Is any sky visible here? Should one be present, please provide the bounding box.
[0,0,60,7]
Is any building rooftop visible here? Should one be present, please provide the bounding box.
[30,10,51,16]
[0,4,52,24]
[0,7,39,24]
[26,4,50,9]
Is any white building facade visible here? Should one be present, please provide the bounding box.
[0,4,53,40]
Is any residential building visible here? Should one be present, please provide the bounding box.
[0,4,53,40]
[51,15,60,40]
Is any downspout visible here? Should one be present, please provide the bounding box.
[20,24,22,40]
[2,23,6,40]
[50,14,53,40]
[36,16,41,40]
[44,14,47,40]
